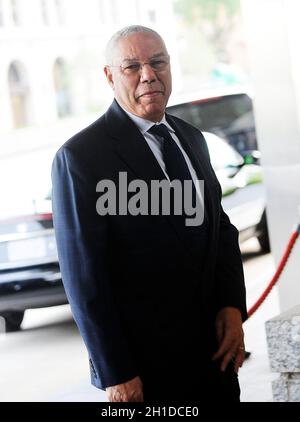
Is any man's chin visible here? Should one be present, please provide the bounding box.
[137,98,166,121]
[144,107,165,122]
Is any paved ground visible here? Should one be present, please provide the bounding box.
[239,239,279,402]
[0,238,280,402]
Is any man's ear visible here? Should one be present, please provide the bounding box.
[104,66,114,90]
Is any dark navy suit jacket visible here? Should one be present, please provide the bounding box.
[51,99,247,390]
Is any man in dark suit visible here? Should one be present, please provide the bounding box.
[51,25,247,402]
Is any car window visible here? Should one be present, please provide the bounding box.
[203,132,243,170]
[167,93,252,131]
[167,93,256,153]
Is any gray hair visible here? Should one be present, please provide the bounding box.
[105,25,166,65]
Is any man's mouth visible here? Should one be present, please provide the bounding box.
[138,91,164,99]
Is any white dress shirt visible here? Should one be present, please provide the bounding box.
[121,106,203,201]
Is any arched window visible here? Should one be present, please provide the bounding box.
[54,0,64,25]
[8,61,30,128]
[148,9,156,23]
[0,0,4,26]
[10,0,21,26]
[53,58,72,118]
[109,0,119,24]
[98,0,105,23]
[40,0,49,25]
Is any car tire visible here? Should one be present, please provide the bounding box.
[257,211,271,253]
[1,311,25,332]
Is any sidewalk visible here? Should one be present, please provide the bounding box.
[238,238,280,402]
[239,274,280,401]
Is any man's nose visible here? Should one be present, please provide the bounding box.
[140,63,157,83]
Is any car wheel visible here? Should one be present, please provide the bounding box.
[257,211,271,253]
[1,311,25,332]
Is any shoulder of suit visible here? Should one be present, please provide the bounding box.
[59,113,110,153]
[52,112,113,177]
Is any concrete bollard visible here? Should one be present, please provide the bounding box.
[265,305,300,401]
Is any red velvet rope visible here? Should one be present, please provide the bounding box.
[247,225,300,319]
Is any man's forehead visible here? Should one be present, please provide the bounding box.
[114,33,166,61]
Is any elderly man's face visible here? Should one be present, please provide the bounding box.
[104,32,172,122]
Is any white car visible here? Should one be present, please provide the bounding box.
[203,131,269,250]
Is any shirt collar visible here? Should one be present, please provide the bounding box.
[119,103,175,135]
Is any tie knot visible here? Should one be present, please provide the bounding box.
[148,123,170,140]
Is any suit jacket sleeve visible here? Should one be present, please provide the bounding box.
[51,146,138,389]
[215,197,248,322]
[201,136,248,322]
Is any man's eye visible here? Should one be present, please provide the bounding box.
[151,60,163,66]
[150,60,167,69]
[124,64,140,71]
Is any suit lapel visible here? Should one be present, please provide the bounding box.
[105,100,166,183]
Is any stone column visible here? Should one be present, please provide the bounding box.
[266,305,300,401]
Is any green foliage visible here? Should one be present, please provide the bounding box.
[173,0,240,23]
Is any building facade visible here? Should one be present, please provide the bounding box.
[0,0,180,156]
